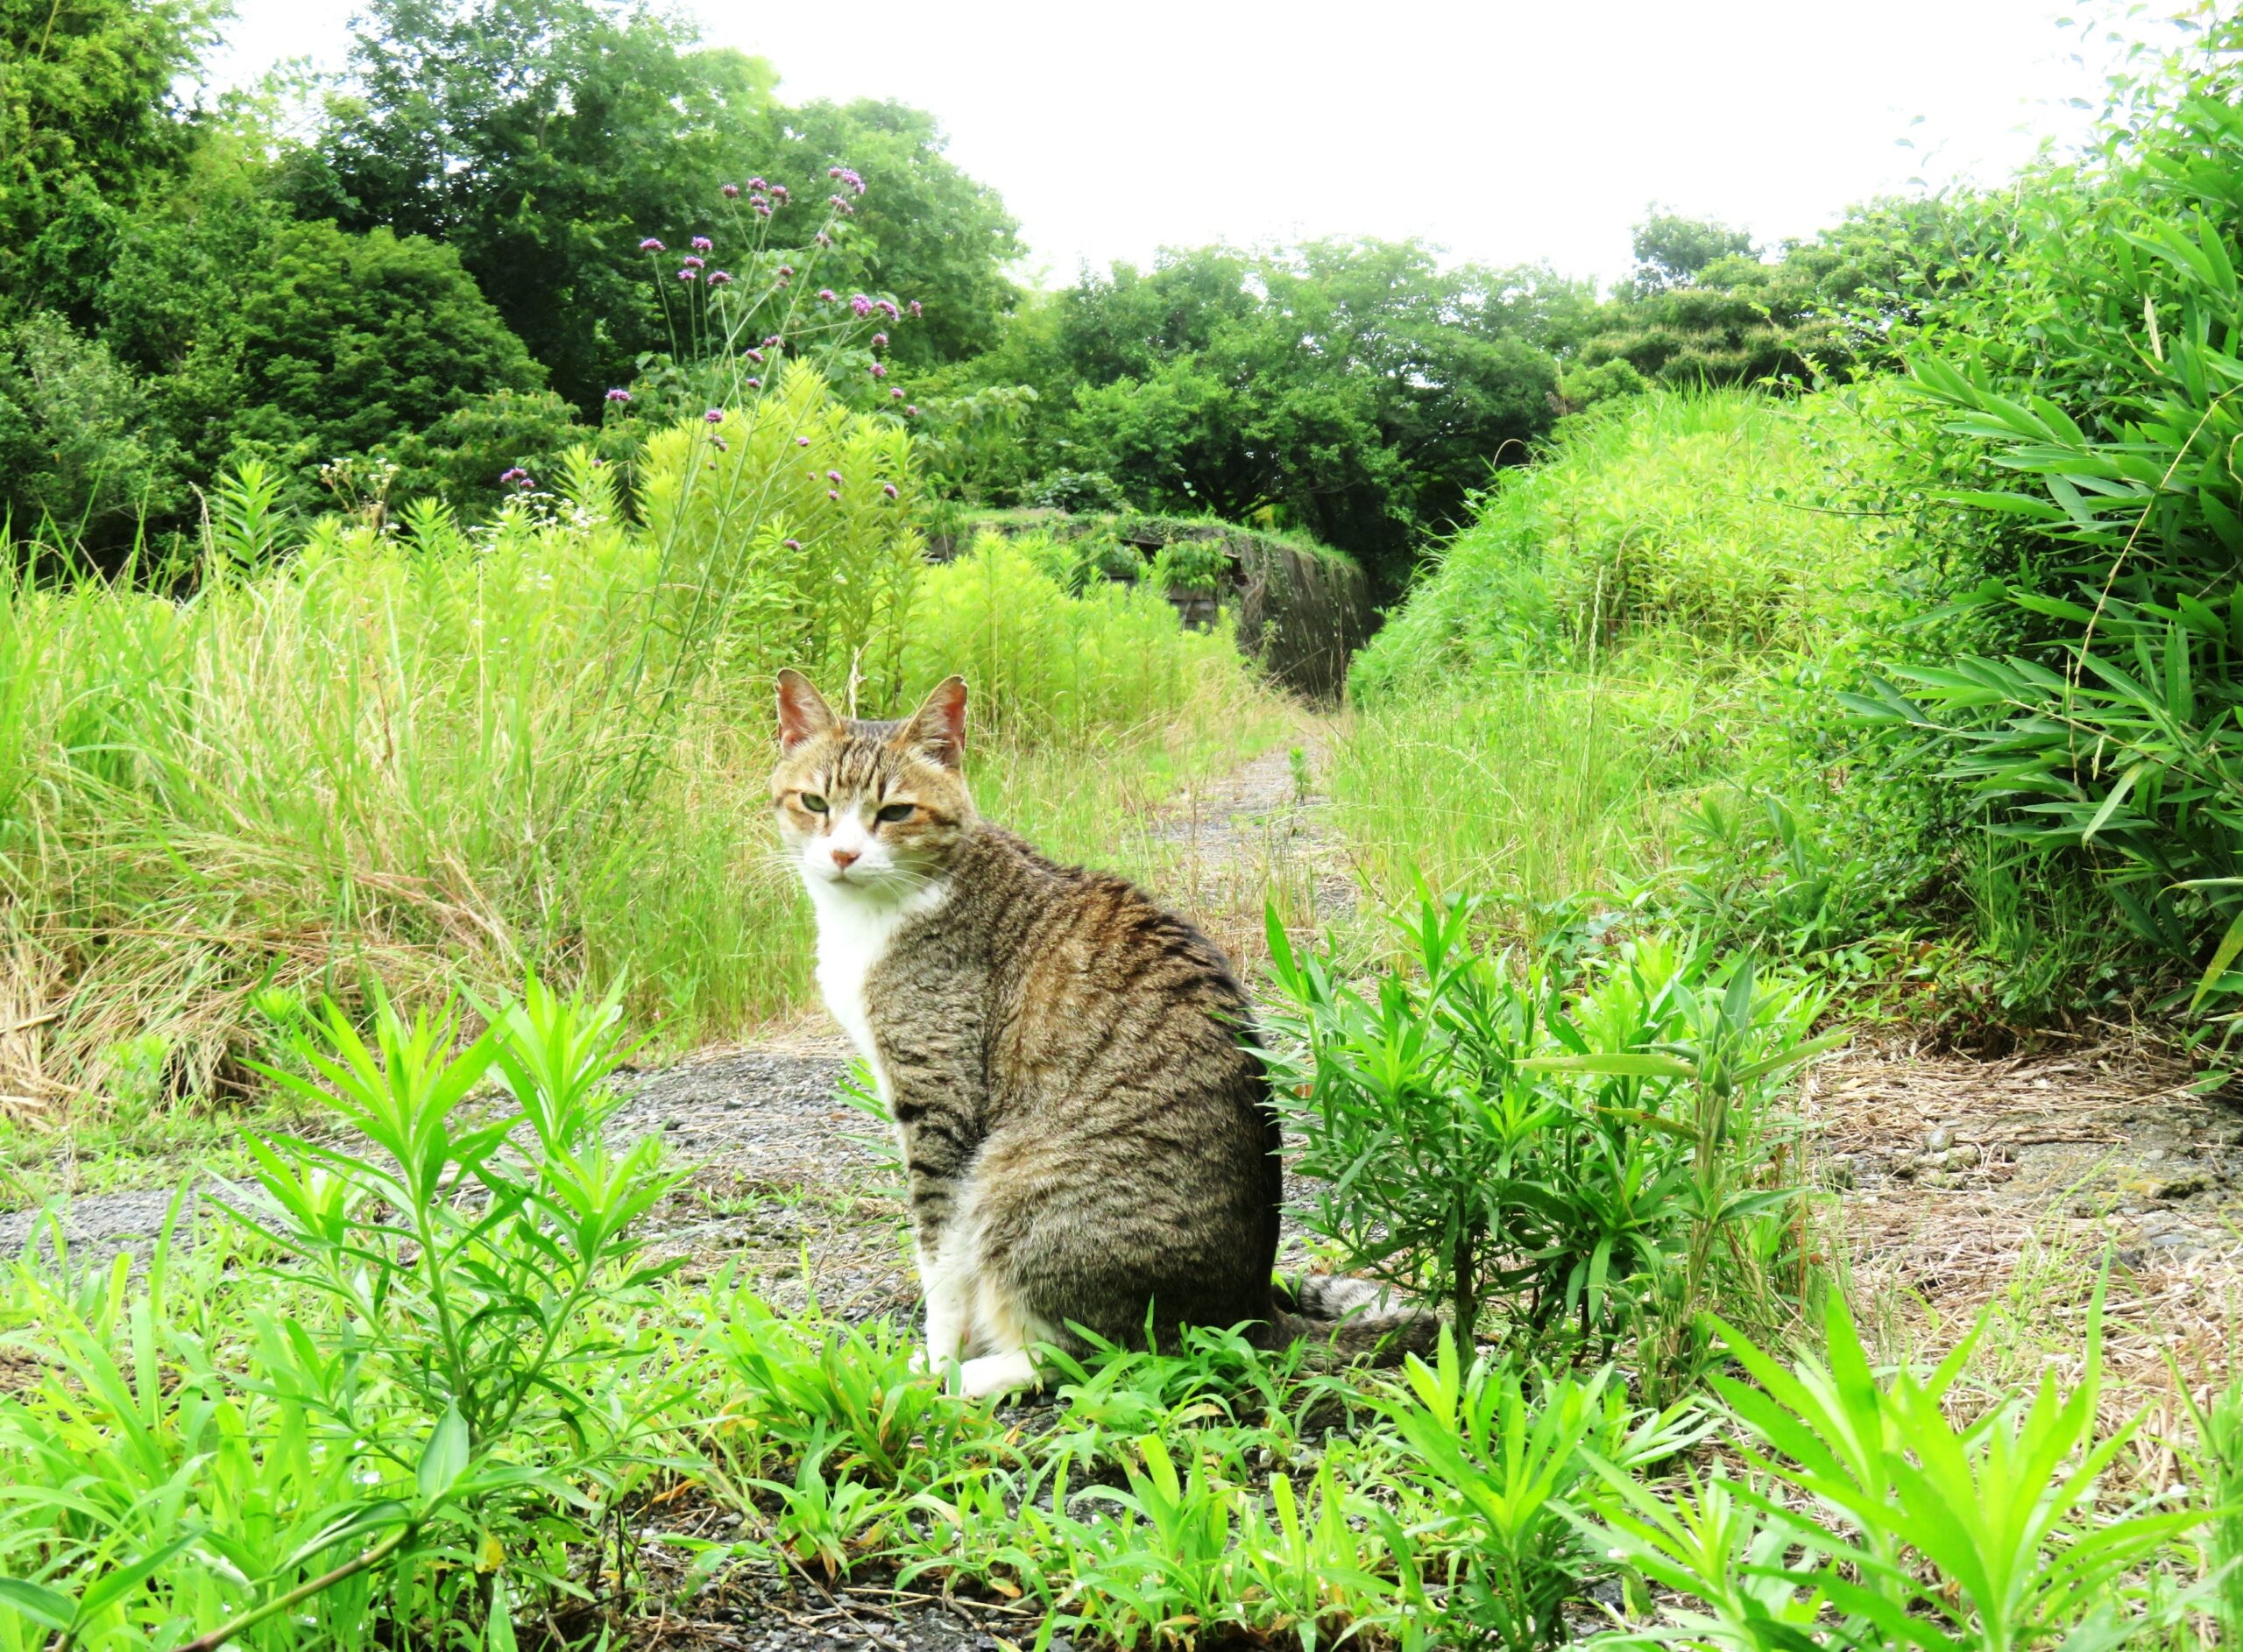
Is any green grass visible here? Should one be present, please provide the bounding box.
[1331,651,1754,920]
[0,464,1279,1110]
[0,978,2218,1652]
[1350,387,1894,700]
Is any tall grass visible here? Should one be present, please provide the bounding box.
[1334,651,1758,918]
[1335,389,1896,927]
[0,457,1271,1106]
[1350,388,1893,703]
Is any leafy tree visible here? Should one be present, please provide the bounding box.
[0,311,184,551]
[296,0,1018,408]
[388,385,592,510]
[755,98,1021,370]
[108,212,546,505]
[1628,208,1756,295]
[293,0,771,410]
[959,240,1559,592]
[227,222,545,477]
[0,0,218,312]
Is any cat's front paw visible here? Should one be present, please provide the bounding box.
[956,1348,1037,1402]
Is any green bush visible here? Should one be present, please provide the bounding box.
[386,387,596,515]
[0,976,682,1648]
[1838,22,2243,1027]
[902,531,1247,743]
[1588,1289,2206,1651]
[1028,468,1127,513]
[0,312,184,553]
[1263,892,1836,1394]
[1352,389,1895,702]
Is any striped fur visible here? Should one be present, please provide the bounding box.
[771,671,1433,1394]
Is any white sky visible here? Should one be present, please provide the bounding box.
[206,0,2178,291]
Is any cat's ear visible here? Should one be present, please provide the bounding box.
[775,669,840,752]
[898,675,968,769]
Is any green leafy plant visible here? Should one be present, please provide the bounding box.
[1376,1327,1703,1651]
[216,973,686,1641]
[1585,1288,2207,1652]
[1263,890,1831,1379]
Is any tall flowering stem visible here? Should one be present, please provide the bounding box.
[602,166,922,810]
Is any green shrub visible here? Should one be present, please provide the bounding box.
[0,975,682,1648]
[902,532,1248,745]
[1352,389,1894,702]
[1376,1330,1702,1652]
[1587,1289,2207,1651]
[637,359,925,706]
[1028,468,1127,513]
[1263,891,1836,1392]
[1840,25,2243,1029]
[386,387,596,516]
[0,312,184,554]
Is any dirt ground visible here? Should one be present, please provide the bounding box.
[5,717,2241,1647]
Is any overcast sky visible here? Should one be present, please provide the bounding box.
[206,0,2176,290]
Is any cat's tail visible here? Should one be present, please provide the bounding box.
[1262,1273,1440,1368]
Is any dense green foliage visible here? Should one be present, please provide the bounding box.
[0,357,1262,1092]
[1838,20,2243,1031]
[929,242,1562,593]
[0,0,215,306]
[0,0,1021,551]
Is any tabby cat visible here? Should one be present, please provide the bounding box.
[771,670,1432,1398]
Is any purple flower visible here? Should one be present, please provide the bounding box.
[745,377,761,389]
[815,230,832,249]
[826,470,843,484]
[850,293,874,318]
[890,387,904,399]
[770,183,789,201]
[704,408,724,424]
[764,335,785,349]
[826,489,839,502]
[871,331,888,348]
[874,299,899,319]
[796,435,811,448]
[721,182,739,199]
[777,265,795,279]
[827,194,854,215]
[708,270,732,286]
[605,388,632,403]
[905,405,919,417]
[754,203,772,218]
[711,434,728,451]
[745,348,764,364]
[881,483,898,499]
[869,363,887,379]
[639,237,665,251]
[828,165,865,195]
[691,235,712,252]
[783,537,801,549]
[909,300,923,318]
[499,466,529,485]
[817,287,838,302]
[681,255,704,269]
[677,268,697,282]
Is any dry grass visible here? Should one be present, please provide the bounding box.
[1804,1028,2243,1457]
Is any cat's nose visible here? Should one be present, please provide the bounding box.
[830,846,860,871]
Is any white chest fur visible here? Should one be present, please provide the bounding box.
[804,877,949,1099]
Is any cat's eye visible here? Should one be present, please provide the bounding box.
[875,802,915,824]
[798,793,828,814]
